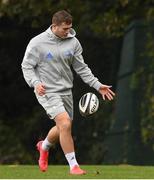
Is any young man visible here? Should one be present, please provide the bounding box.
[21,10,115,175]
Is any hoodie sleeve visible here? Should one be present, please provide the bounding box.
[72,38,102,91]
[21,42,41,88]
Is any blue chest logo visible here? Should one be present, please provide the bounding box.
[46,52,53,60]
[64,50,74,57]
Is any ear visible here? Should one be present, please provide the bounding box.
[52,24,58,31]
[52,23,56,27]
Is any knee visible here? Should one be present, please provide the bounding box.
[57,119,71,132]
[55,112,72,132]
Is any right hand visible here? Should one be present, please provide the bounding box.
[35,83,46,96]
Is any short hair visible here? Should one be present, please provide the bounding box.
[52,10,72,25]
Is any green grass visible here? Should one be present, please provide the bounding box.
[0,165,154,179]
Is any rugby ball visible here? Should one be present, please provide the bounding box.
[79,92,99,117]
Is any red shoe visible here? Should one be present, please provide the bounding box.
[36,140,49,172]
[70,165,86,175]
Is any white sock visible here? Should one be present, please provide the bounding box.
[65,152,79,170]
[42,138,52,151]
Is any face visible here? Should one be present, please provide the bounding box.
[52,22,72,38]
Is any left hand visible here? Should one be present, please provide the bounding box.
[98,85,115,100]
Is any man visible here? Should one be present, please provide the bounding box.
[21,10,115,175]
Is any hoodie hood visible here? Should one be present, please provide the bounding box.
[46,26,76,40]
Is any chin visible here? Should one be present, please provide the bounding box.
[62,35,67,39]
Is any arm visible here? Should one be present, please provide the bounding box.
[72,39,102,91]
[21,43,45,96]
[72,39,115,100]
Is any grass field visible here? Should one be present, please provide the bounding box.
[0,165,154,179]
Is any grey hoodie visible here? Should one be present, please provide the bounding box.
[21,27,102,95]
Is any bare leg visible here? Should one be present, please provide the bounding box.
[54,111,86,174]
[54,112,74,153]
[46,126,59,144]
[37,111,86,174]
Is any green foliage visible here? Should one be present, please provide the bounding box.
[0,0,152,36]
[1,0,154,37]
[130,28,154,151]
[139,33,154,149]
[0,121,32,164]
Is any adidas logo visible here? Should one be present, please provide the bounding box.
[46,52,53,60]
[65,50,73,57]
[71,156,75,160]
